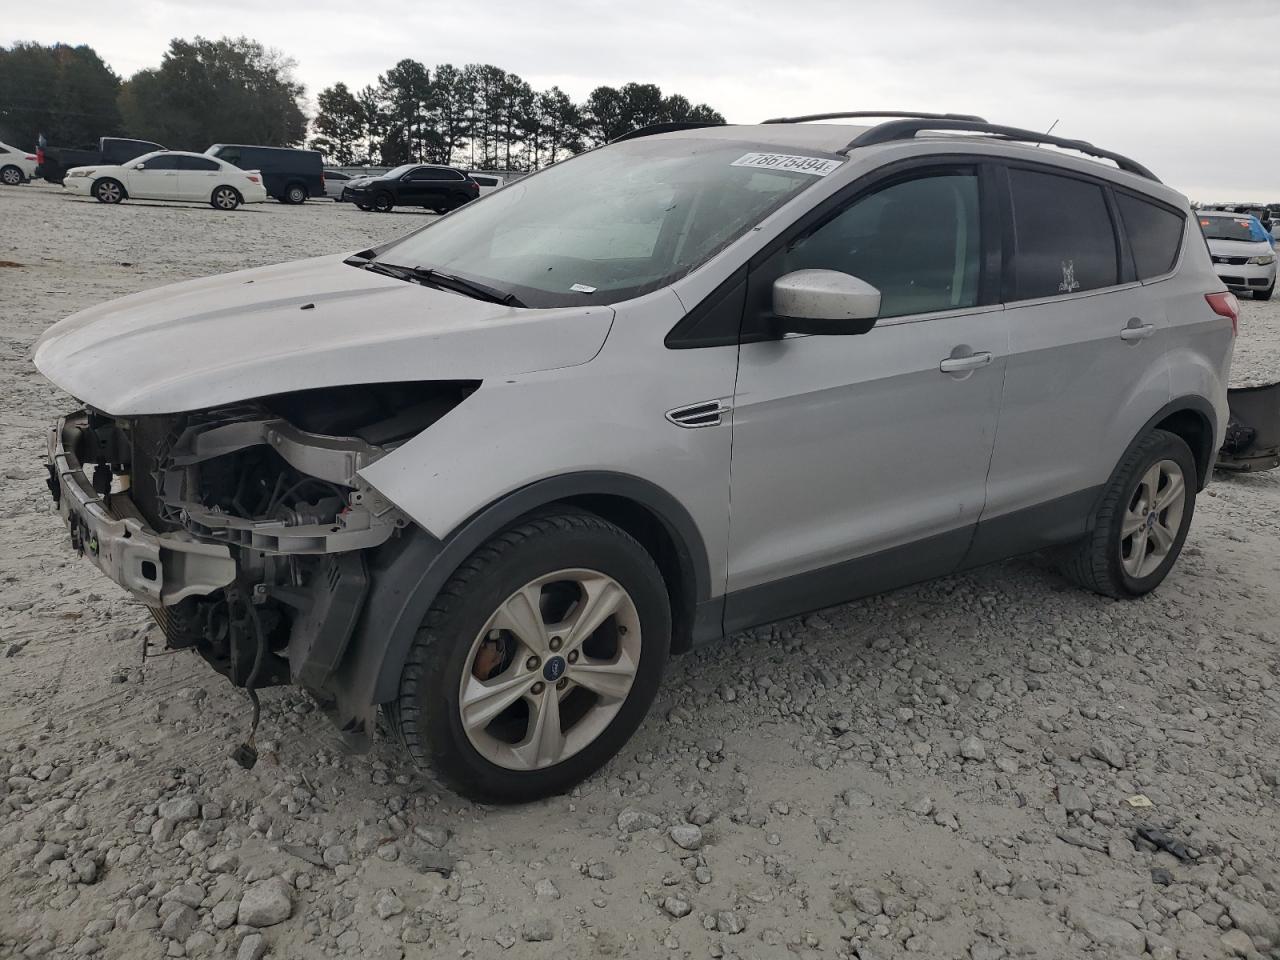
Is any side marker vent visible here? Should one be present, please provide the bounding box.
[665,400,729,429]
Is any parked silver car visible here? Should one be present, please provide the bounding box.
[322,169,357,200]
[34,112,1234,802]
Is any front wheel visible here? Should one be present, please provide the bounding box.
[210,186,242,210]
[1057,429,1197,598]
[1,165,23,186]
[1256,283,1274,302]
[93,178,124,204]
[372,192,394,213]
[386,511,671,802]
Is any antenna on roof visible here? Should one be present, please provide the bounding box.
[1035,119,1060,147]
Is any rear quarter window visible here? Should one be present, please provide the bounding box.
[1117,193,1185,279]
[1008,167,1118,300]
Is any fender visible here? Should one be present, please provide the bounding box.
[323,471,712,721]
[1111,394,1217,495]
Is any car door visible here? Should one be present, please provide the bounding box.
[126,154,183,200]
[725,164,1008,630]
[966,164,1172,565]
[397,167,433,206]
[176,155,222,201]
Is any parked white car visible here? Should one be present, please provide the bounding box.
[0,140,38,185]
[468,172,506,196]
[61,150,268,210]
[1197,211,1276,300]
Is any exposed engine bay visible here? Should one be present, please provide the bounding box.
[49,382,477,757]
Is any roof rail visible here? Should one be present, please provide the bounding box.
[611,121,726,143]
[846,119,1160,182]
[761,111,987,125]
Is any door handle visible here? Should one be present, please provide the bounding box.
[939,351,992,373]
[1120,322,1155,341]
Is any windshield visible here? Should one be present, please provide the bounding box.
[370,139,839,307]
[1199,214,1264,243]
[382,164,418,179]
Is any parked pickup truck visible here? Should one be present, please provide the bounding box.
[38,137,164,184]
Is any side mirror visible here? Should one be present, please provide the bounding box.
[772,269,881,336]
[134,163,146,170]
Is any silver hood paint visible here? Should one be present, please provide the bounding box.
[33,253,614,415]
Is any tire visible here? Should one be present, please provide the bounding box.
[1057,429,1197,599]
[210,185,242,211]
[372,192,394,213]
[386,509,671,803]
[93,178,124,204]
[1256,283,1274,302]
[0,165,23,186]
[284,183,307,204]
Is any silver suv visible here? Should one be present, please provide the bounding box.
[35,112,1235,802]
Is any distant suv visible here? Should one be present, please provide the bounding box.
[343,163,479,212]
[34,112,1233,803]
[206,144,324,204]
[1198,210,1276,300]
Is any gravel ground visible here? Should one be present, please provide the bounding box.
[2,181,1280,960]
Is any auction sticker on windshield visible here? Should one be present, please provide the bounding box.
[731,153,843,176]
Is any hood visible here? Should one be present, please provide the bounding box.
[1206,238,1273,257]
[33,254,614,415]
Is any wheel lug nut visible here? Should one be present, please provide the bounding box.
[526,656,540,670]
[567,650,578,663]
[549,636,563,651]
[556,678,568,690]
[531,681,545,695]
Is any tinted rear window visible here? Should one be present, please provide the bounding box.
[1117,193,1184,279]
[1008,168,1118,300]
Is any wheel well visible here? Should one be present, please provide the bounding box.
[94,177,126,198]
[1154,408,1213,489]
[559,494,697,653]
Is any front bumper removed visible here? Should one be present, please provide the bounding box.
[47,413,236,605]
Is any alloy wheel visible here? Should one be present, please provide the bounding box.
[1,167,20,186]
[214,188,238,210]
[458,569,642,771]
[1120,458,1186,578]
[97,181,121,203]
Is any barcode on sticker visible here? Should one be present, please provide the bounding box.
[731,153,843,177]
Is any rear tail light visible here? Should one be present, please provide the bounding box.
[1205,291,1240,336]
[248,175,261,183]
[25,154,36,161]
[36,147,45,165]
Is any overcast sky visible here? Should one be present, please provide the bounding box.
[6,0,1279,199]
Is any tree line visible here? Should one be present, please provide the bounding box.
[0,39,724,172]
[310,63,723,170]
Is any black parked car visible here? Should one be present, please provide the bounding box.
[343,164,479,213]
[205,144,324,204]
[37,137,163,184]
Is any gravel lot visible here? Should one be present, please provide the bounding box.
[2,181,1280,960]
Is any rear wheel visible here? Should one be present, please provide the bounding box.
[1057,429,1196,598]
[1,165,23,186]
[284,183,307,204]
[372,192,394,213]
[210,186,242,210]
[93,178,124,204]
[386,510,671,802]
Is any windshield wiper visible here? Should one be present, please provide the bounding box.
[364,261,525,307]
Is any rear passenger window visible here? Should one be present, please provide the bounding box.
[780,172,982,318]
[1008,168,1118,299]
[1117,193,1184,279]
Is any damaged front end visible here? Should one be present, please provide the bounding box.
[46,382,476,755]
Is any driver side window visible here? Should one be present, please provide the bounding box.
[141,156,182,171]
[781,172,982,319]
